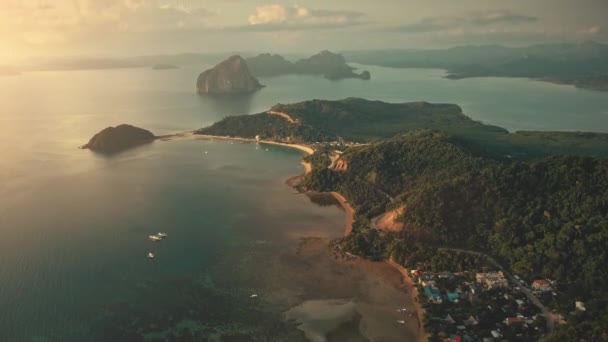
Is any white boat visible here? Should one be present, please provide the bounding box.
[250,294,258,298]
[149,235,162,242]
[157,232,168,238]
[397,320,405,324]
[147,252,155,259]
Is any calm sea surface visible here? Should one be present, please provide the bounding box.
[0,64,607,341]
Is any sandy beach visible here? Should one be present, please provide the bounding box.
[193,133,315,155]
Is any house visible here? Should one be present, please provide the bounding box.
[463,316,479,327]
[505,317,525,325]
[424,285,443,304]
[476,272,509,289]
[443,334,462,342]
[418,273,435,286]
[515,299,525,308]
[421,279,437,287]
[575,301,586,312]
[531,279,552,292]
[443,314,456,325]
[446,291,460,303]
[468,283,482,295]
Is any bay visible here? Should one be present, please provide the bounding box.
[0,63,607,341]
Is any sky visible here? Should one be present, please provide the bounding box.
[1,0,607,62]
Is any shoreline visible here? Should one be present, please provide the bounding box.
[329,192,355,236]
[179,132,424,341]
[386,259,428,342]
[193,133,315,155]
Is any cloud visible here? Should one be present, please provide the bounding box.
[395,10,538,34]
[0,0,214,46]
[469,11,538,26]
[245,4,367,31]
[579,25,602,35]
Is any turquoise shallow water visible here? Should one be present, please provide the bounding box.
[0,64,607,341]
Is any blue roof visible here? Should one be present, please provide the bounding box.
[424,286,441,299]
[446,291,460,302]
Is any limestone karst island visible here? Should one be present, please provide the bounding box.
[196,55,264,95]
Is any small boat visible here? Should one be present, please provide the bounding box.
[157,232,168,238]
[147,252,155,259]
[149,235,162,242]
[250,294,258,298]
[397,320,405,324]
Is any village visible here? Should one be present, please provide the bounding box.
[410,268,563,342]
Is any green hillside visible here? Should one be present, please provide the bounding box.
[197,98,608,159]
[303,130,608,341]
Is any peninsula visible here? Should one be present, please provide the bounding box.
[196,98,608,341]
[196,55,264,95]
[197,98,608,159]
[82,124,156,152]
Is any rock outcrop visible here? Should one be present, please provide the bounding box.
[246,50,371,80]
[197,55,264,95]
[246,53,294,77]
[83,124,156,152]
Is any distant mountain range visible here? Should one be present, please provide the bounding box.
[344,41,608,91]
[7,42,608,91]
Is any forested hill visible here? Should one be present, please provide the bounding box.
[197,98,502,143]
[272,98,505,140]
[197,98,608,159]
[303,130,608,340]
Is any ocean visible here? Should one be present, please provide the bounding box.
[1,63,607,341]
